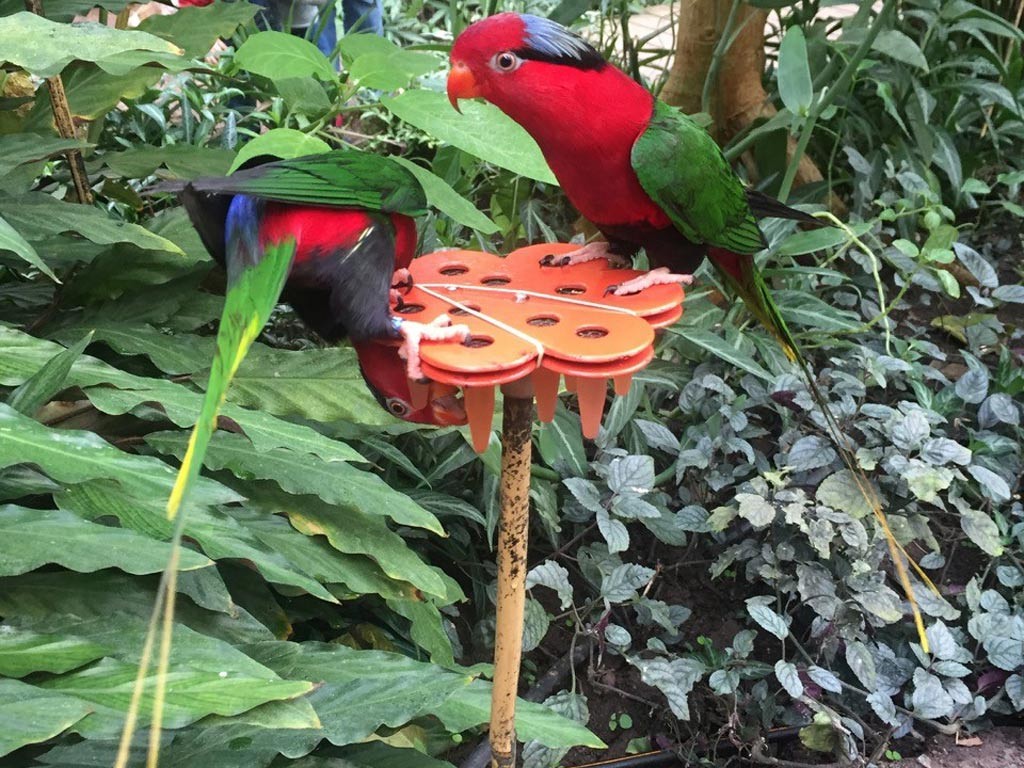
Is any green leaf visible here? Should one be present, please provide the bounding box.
[30,64,164,123]
[390,156,498,234]
[338,34,439,90]
[38,657,313,737]
[778,26,813,116]
[244,641,473,747]
[138,0,257,60]
[960,508,1003,556]
[746,598,790,639]
[0,678,92,757]
[275,76,332,114]
[102,145,236,180]
[629,656,704,720]
[0,504,211,576]
[7,332,92,415]
[0,402,239,508]
[872,29,929,71]
[234,31,336,82]
[57,480,341,604]
[0,192,183,255]
[537,404,588,476]
[815,470,875,519]
[382,90,557,184]
[0,134,90,177]
[229,129,332,173]
[0,627,106,678]
[223,344,388,426]
[147,431,438,532]
[0,11,183,77]
[776,224,864,256]
[435,682,604,748]
[775,660,804,698]
[667,327,772,381]
[774,290,861,331]
[0,212,58,281]
[248,486,453,600]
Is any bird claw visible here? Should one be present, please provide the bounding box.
[391,267,414,294]
[398,314,471,380]
[538,241,625,268]
[606,267,694,296]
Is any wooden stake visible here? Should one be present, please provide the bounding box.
[489,389,534,768]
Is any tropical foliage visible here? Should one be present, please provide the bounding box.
[0,0,1021,766]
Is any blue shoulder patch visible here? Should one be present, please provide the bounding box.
[518,14,605,70]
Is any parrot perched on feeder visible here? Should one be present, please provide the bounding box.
[447,13,935,647]
[172,150,469,425]
[446,12,826,360]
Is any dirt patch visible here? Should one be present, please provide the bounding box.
[893,726,1024,768]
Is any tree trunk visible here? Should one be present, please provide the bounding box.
[660,0,824,191]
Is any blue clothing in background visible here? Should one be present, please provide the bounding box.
[342,0,382,35]
[249,0,382,65]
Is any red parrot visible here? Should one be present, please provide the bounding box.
[172,151,468,425]
[446,12,822,358]
[447,13,934,646]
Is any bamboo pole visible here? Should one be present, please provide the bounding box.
[489,382,535,768]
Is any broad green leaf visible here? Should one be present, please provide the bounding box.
[775,224,867,256]
[0,505,211,576]
[101,145,236,180]
[138,0,257,60]
[629,656,704,720]
[434,683,604,748]
[57,480,341,604]
[0,402,239,508]
[746,597,790,639]
[961,508,1003,556]
[38,657,313,737]
[390,156,498,234]
[774,290,861,331]
[224,345,389,426]
[60,323,214,376]
[234,31,336,82]
[7,332,92,415]
[0,571,273,645]
[275,76,332,114]
[338,34,439,90]
[0,627,105,678]
[872,29,929,71]
[247,485,453,600]
[778,26,812,115]
[668,327,772,381]
[816,470,875,519]
[775,660,804,698]
[0,213,58,281]
[0,12,183,77]
[0,134,90,177]
[0,192,183,255]
[382,90,557,184]
[229,129,332,173]
[537,403,588,477]
[245,641,473,747]
[27,64,164,124]
[0,679,92,757]
[148,431,437,532]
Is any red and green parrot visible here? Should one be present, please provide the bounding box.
[175,150,468,426]
[447,13,934,646]
[446,12,819,359]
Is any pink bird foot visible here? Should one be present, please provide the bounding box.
[605,267,693,296]
[397,314,471,380]
[539,241,629,269]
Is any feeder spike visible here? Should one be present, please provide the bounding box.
[408,377,430,410]
[532,367,561,423]
[613,373,634,397]
[576,377,608,439]
[463,385,496,453]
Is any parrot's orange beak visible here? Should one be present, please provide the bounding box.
[429,383,467,426]
[447,61,479,113]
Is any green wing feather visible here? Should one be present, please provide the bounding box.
[187,151,428,216]
[632,101,764,255]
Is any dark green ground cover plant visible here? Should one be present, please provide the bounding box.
[0,0,1021,766]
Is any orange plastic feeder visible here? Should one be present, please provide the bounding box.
[383,243,684,452]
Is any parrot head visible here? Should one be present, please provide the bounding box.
[353,341,467,426]
[447,12,605,112]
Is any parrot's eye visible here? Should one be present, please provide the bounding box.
[492,51,521,72]
[386,397,411,418]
